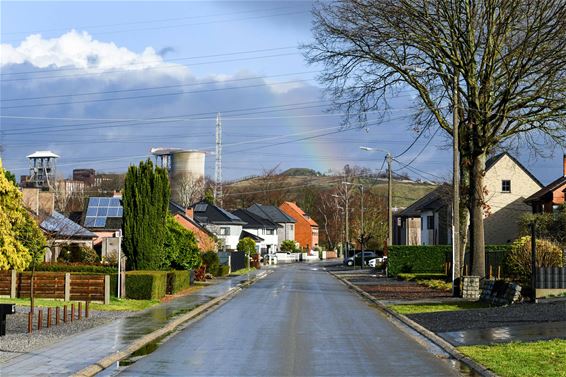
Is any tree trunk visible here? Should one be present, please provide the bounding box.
[469,153,486,277]
[459,161,470,276]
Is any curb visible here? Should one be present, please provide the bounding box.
[72,270,272,377]
[328,271,498,377]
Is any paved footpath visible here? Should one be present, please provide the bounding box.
[1,270,267,377]
[113,264,462,377]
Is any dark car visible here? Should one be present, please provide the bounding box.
[343,251,378,266]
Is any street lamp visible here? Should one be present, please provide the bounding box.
[332,182,353,268]
[360,147,393,248]
[400,65,461,296]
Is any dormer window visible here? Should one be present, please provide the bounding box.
[501,180,511,193]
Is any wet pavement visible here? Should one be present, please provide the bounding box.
[111,264,467,377]
[439,320,566,346]
[0,270,266,377]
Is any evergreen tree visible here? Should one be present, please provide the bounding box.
[0,160,46,270]
[122,159,170,270]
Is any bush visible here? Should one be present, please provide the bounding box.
[58,244,100,263]
[504,236,564,286]
[388,245,450,276]
[32,262,117,274]
[217,265,230,277]
[125,271,167,300]
[167,270,191,294]
[237,237,257,256]
[281,240,298,252]
[201,251,219,276]
[397,273,448,281]
[164,216,202,271]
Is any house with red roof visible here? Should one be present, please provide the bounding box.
[525,155,566,213]
[279,201,318,251]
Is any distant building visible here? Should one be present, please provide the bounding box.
[247,203,296,249]
[279,202,318,251]
[232,208,278,255]
[73,169,96,186]
[170,201,217,252]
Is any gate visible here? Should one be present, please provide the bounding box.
[230,251,246,272]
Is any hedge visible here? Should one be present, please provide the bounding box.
[167,270,191,294]
[389,245,513,277]
[31,263,117,274]
[125,271,167,300]
[397,273,449,282]
[388,245,450,276]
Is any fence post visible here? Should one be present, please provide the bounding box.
[10,270,17,298]
[64,273,71,302]
[104,275,110,305]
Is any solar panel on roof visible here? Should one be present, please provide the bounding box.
[89,197,99,206]
[94,218,107,227]
[99,198,110,206]
[85,217,96,227]
[107,207,119,217]
[86,207,97,216]
[110,198,120,206]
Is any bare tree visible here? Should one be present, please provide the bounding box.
[174,173,205,208]
[305,0,566,276]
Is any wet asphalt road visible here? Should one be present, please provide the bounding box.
[118,264,461,376]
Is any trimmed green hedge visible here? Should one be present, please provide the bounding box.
[31,263,117,274]
[388,245,450,276]
[167,270,191,294]
[397,273,449,282]
[125,271,167,300]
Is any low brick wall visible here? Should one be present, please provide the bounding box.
[325,251,338,259]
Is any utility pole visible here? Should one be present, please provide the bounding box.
[452,70,461,297]
[343,182,351,267]
[386,153,393,246]
[214,113,223,206]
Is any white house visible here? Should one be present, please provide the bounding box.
[192,202,245,251]
[247,203,296,250]
[233,209,279,255]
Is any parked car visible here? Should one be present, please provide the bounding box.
[343,251,378,266]
[368,256,387,268]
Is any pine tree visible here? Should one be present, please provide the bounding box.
[122,159,170,270]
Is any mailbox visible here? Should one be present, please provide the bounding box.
[0,303,16,336]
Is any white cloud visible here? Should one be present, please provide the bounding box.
[1,30,189,79]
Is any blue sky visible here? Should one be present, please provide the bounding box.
[0,1,563,185]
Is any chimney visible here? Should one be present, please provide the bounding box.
[563,155,566,177]
[185,208,194,219]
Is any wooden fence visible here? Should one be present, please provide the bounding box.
[0,271,109,304]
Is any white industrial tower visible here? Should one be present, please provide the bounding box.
[214,113,223,205]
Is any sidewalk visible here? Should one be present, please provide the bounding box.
[1,269,269,377]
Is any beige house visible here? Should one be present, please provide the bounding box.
[483,153,543,244]
[395,153,542,245]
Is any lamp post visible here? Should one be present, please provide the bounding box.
[360,147,393,247]
[398,65,461,296]
[115,229,122,299]
[332,185,351,267]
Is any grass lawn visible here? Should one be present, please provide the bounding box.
[0,297,158,311]
[389,301,489,315]
[230,267,256,276]
[459,340,566,377]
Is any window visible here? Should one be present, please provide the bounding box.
[290,224,294,231]
[266,229,275,235]
[219,227,230,236]
[427,215,435,230]
[501,180,511,193]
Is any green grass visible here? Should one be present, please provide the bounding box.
[459,340,566,377]
[230,267,256,276]
[389,301,489,315]
[0,297,158,311]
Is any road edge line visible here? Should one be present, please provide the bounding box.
[72,270,272,377]
[328,271,498,377]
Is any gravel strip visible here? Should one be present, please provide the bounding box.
[0,310,132,363]
[407,301,566,333]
